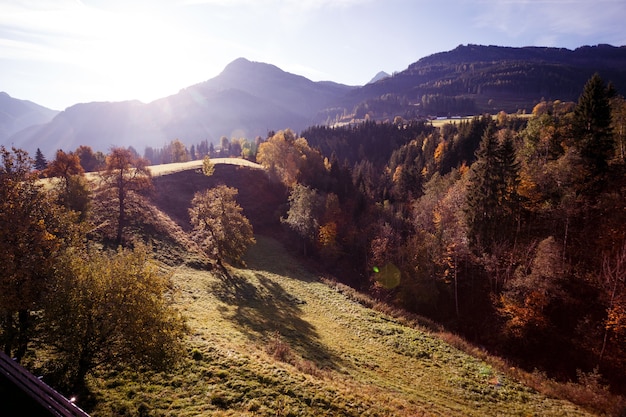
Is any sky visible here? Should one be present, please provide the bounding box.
[1,0,625,110]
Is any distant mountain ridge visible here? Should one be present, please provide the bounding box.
[0,92,58,143]
[343,44,626,117]
[4,44,626,157]
[5,58,355,157]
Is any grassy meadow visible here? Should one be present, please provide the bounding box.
[84,235,594,417]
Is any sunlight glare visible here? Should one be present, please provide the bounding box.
[85,11,198,103]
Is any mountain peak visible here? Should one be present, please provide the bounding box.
[367,71,390,84]
[224,57,253,69]
[221,57,282,76]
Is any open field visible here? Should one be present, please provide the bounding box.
[85,235,594,416]
[78,158,262,183]
[147,158,263,177]
[429,113,533,128]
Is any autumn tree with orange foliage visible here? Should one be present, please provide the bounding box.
[599,242,626,366]
[46,149,84,182]
[0,147,80,361]
[257,129,326,188]
[499,237,566,340]
[46,149,91,218]
[100,147,152,245]
[317,193,342,261]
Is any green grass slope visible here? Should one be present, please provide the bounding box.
[85,235,593,417]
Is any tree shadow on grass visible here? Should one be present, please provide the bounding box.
[241,235,318,281]
[209,269,344,372]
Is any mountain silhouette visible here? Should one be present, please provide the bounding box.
[6,58,353,157]
[4,45,626,157]
[0,92,58,143]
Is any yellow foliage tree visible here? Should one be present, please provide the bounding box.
[189,185,255,266]
[0,147,80,361]
[43,244,186,389]
[257,130,325,188]
[257,129,301,187]
[170,139,189,163]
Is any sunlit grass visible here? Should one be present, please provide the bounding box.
[147,158,262,177]
[429,113,532,128]
[85,235,595,416]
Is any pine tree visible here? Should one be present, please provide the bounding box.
[573,73,614,176]
[34,148,48,171]
[465,123,501,249]
[496,129,521,245]
[497,129,520,212]
[465,122,523,251]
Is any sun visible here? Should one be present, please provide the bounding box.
[76,5,218,105]
[87,12,188,103]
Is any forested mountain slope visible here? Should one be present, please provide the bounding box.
[337,44,626,118]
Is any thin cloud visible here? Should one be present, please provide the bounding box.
[181,0,367,6]
[470,0,625,46]
[2,0,624,109]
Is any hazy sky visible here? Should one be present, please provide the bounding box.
[1,0,625,110]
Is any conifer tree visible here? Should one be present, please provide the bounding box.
[465,124,521,250]
[573,73,614,176]
[465,123,501,248]
[496,129,521,220]
[34,148,48,171]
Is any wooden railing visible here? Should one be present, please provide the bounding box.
[0,351,90,417]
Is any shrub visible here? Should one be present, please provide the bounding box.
[266,332,294,364]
